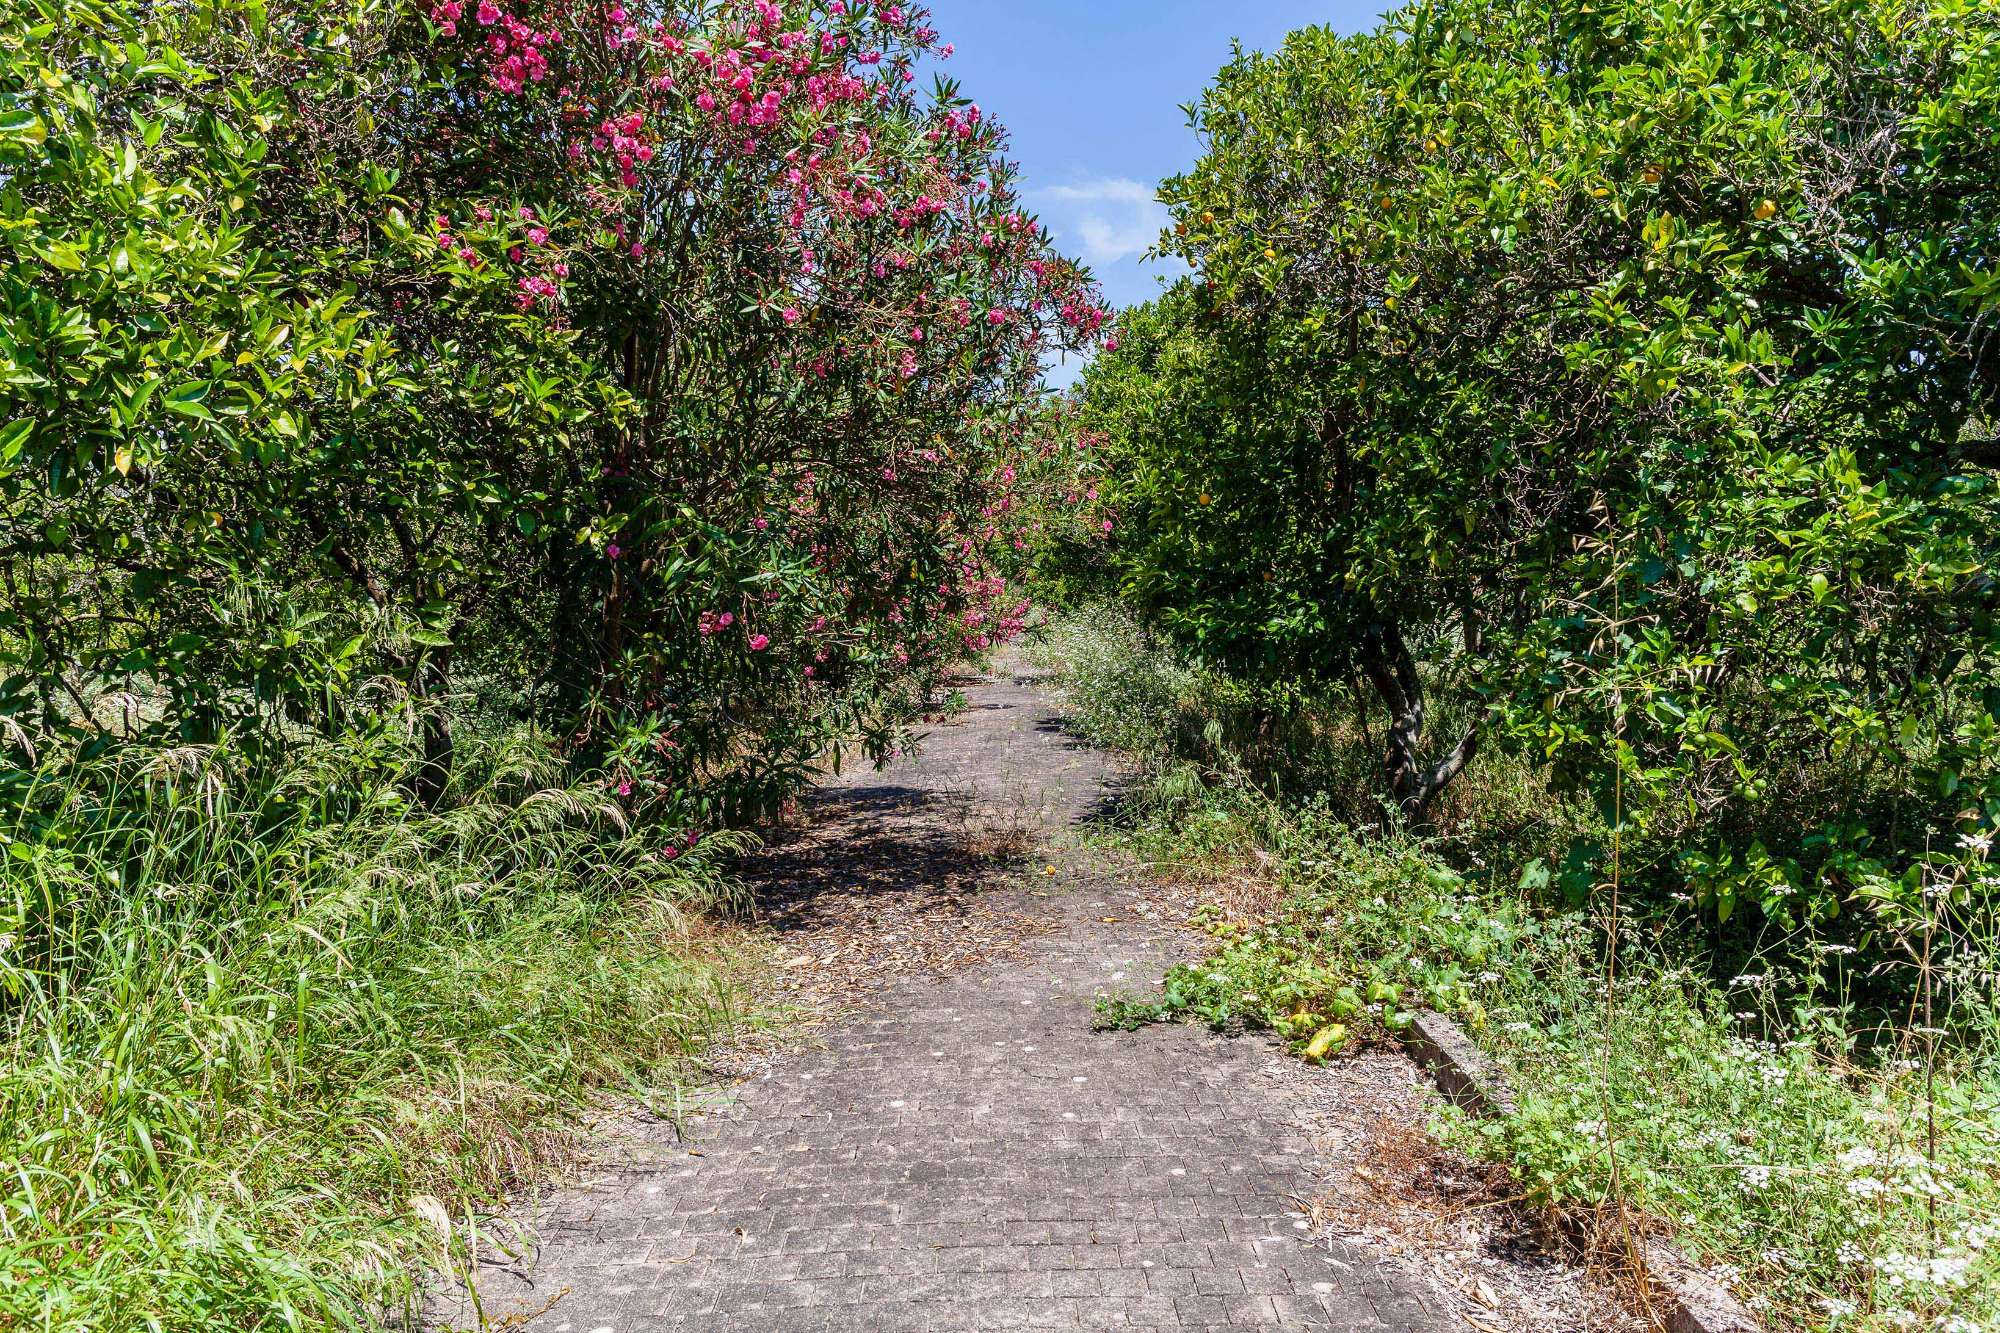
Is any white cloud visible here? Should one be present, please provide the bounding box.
[1031,177,1170,267]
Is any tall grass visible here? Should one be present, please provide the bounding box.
[0,727,759,1330]
[1039,604,2000,1332]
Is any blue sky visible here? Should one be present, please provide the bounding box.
[924,1,1388,377]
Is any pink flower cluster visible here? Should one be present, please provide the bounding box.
[428,0,560,93]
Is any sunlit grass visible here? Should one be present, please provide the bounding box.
[0,728,762,1330]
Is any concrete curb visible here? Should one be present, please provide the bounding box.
[1401,1011,1761,1333]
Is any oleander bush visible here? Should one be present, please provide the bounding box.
[2,0,1104,808]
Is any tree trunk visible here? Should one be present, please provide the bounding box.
[408,649,455,808]
[1355,620,1480,821]
[305,506,456,806]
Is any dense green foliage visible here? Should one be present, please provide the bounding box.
[1,727,757,1328]
[1051,0,2000,940]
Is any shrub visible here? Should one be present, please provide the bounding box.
[1053,0,2000,938]
[2,0,1106,816]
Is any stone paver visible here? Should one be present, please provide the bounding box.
[436,657,1444,1331]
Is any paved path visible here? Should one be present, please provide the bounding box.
[440,658,1442,1331]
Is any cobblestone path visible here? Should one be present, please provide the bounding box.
[439,657,1443,1332]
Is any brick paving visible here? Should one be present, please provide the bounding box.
[435,657,1444,1331]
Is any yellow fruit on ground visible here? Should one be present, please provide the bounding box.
[1264,247,1278,260]
[1303,1024,1350,1061]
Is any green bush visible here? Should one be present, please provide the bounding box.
[1049,0,2000,936]
[2,0,1103,814]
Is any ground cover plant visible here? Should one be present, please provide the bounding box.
[1041,606,2000,1333]
[0,0,1104,1325]
[1,729,758,1328]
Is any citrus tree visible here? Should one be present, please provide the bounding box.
[1082,0,2000,924]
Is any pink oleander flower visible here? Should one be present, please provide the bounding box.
[606,543,622,559]
[749,633,771,651]
[783,307,802,324]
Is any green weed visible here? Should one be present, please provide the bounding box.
[1046,606,2000,1332]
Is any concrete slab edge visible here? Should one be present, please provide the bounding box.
[1400,1011,1762,1333]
